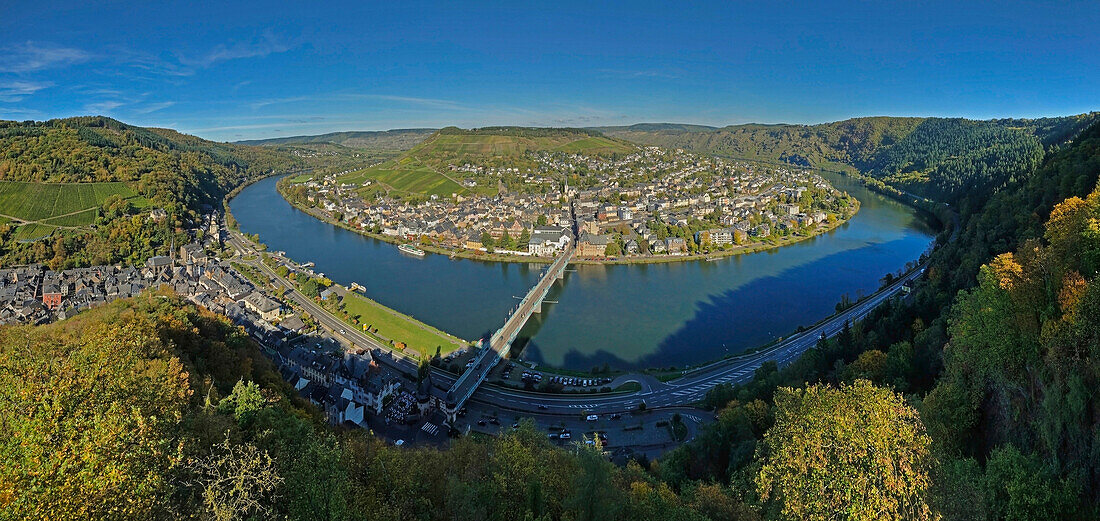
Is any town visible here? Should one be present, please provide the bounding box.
[286,146,858,261]
[0,212,702,455]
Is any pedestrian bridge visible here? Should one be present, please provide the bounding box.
[445,245,574,418]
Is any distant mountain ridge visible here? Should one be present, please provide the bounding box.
[599,114,1100,201]
[236,128,436,149]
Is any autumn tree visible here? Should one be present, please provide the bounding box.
[188,435,282,521]
[756,380,932,521]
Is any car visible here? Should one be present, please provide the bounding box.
[586,414,598,422]
[537,404,549,410]
[559,432,571,440]
[477,420,487,426]
[488,417,500,425]
[609,413,621,420]
[512,422,520,429]
[395,439,405,446]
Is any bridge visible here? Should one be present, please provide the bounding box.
[445,245,574,420]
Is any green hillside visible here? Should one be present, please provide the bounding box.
[236,128,435,150]
[331,126,635,198]
[0,116,301,267]
[602,114,1100,202]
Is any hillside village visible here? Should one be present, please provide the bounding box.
[0,214,412,431]
[288,145,857,260]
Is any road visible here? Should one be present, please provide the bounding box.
[227,227,924,416]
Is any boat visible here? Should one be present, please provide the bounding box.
[705,256,721,262]
[398,244,426,257]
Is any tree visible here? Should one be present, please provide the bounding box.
[605,241,622,256]
[217,379,266,422]
[537,215,548,226]
[188,435,283,521]
[0,305,192,519]
[481,231,494,248]
[757,380,933,521]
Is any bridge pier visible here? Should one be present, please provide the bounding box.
[444,247,574,415]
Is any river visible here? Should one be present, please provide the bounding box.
[230,173,934,371]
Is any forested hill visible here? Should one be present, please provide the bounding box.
[0,116,301,210]
[661,119,1100,519]
[236,128,436,150]
[600,113,1100,202]
[0,116,302,268]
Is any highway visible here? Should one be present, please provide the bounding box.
[227,227,925,416]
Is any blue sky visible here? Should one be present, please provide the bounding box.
[1,1,1097,141]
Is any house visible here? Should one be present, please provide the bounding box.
[665,237,688,255]
[147,255,173,271]
[40,284,62,310]
[527,226,572,256]
[577,233,610,257]
[242,291,282,321]
[694,228,733,246]
[624,239,639,254]
[180,243,208,265]
[279,314,307,334]
[287,347,339,387]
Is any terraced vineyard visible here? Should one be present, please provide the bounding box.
[325,127,634,199]
[0,181,143,224]
[0,181,149,240]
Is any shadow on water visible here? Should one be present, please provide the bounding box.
[519,238,920,371]
[233,174,934,372]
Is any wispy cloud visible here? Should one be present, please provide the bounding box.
[179,30,294,68]
[0,80,53,102]
[0,42,90,73]
[249,95,312,110]
[84,100,123,115]
[597,68,680,80]
[132,101,176,114]
[248,93,466,111]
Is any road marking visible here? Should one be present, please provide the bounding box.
[421,423,439,435]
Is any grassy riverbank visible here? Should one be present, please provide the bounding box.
[334,289,470,359]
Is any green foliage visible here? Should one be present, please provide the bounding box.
[218,379,267,422]
[756,380,932,521]
[0,116,302,267]
[605,113,1100,203]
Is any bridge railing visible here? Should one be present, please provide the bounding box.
[446,246,574,408]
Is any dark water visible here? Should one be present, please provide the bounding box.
[230,174,934,370]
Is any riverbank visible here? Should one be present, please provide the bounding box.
[231,174,934,373]
[275,175,860,266]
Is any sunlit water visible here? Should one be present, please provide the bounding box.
[231,173,933,370]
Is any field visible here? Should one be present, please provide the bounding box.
[0,181,145,227]
[340,291,468,358]
[551,136,635,154]
[341,160,466,198]
[12,223,56,242]
[421,133,633,156]
[332,129,635,199]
